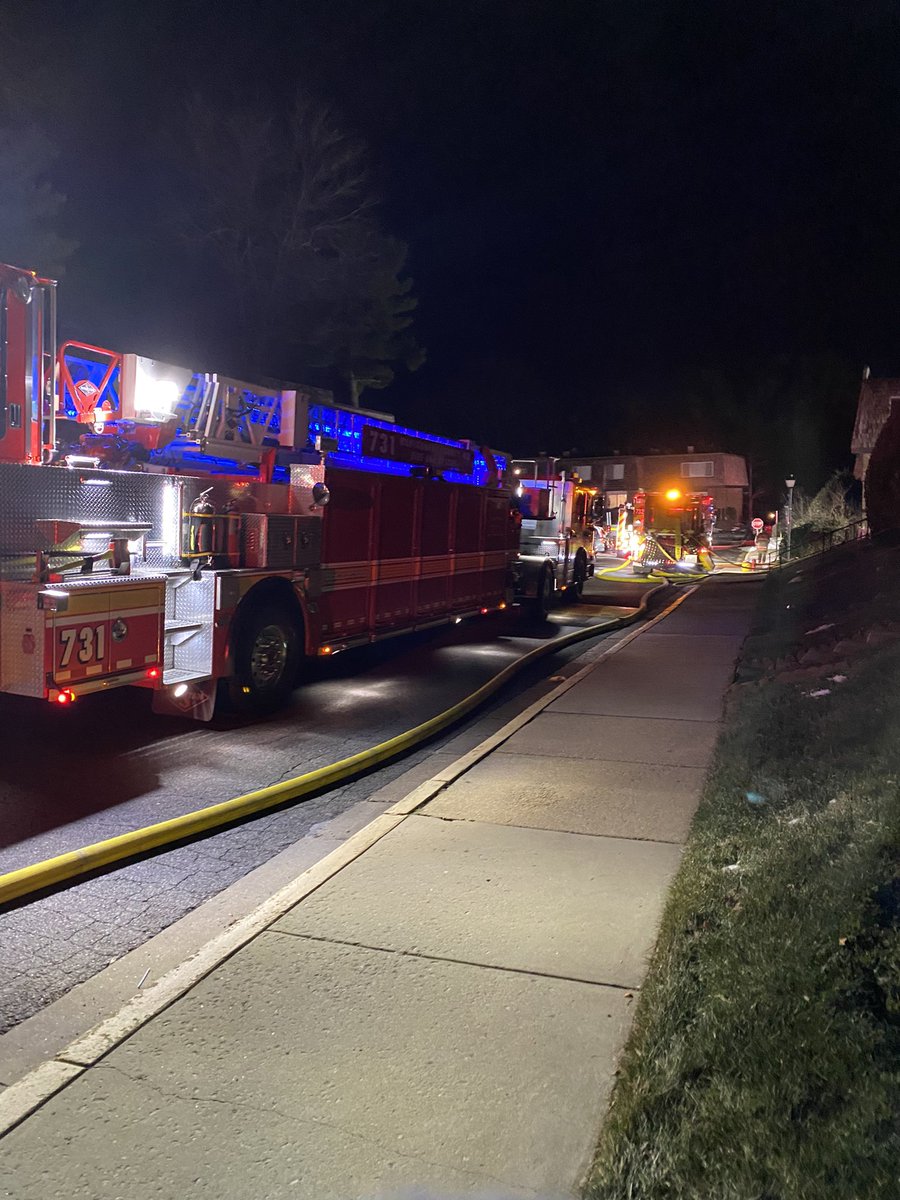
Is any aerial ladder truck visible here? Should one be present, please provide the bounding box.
[0,264,519,719]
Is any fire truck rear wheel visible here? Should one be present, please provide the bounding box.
[535,563,555,619]
[229,604,302,715]
[570,550,588,598]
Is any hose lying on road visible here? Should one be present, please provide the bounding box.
[594,556,712,583]
[0,585,667,906]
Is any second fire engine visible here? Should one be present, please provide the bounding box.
[511,458,595,614]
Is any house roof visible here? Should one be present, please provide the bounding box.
[851,376,900,456]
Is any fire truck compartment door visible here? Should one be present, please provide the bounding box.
[47,577,164,686]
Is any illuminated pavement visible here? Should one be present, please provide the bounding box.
[0,578,759,1198]
[0,575,657,1040]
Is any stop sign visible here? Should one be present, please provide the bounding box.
[751,517,764,531]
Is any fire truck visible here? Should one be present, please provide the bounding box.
[0,264,518,719]
[628,488,716,576]
[511,459,594,615]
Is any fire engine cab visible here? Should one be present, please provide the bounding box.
[0,264,518,718]
[511,458,594,615]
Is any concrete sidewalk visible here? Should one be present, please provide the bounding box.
[0,580,757,1200]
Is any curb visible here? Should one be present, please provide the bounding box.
[0,584,694,1137]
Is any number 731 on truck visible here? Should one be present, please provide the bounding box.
[0,264,521,719]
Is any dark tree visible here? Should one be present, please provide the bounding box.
[0,20,76,276]
[171,91,424,401]
[657,354,858,500]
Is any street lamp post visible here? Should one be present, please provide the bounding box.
[785,477,796,560]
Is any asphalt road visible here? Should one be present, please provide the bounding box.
[0,572,661,1036]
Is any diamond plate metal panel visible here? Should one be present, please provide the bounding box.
[0,581,43,695]
[241,514,321,569]
[164,573,215,678]
[0,462,210,571]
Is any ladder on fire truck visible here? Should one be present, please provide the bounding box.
[173,374,287,462]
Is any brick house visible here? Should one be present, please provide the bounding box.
[851,369,900,501]
[558,451,749,524]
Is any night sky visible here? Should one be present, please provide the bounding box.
[4,0,900,490]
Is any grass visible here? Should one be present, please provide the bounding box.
[585,543,900,1200]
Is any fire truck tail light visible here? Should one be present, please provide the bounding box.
[318,646,333,656]
[146,667,160,679]
[480,607,489,615]
[55,689,76,705]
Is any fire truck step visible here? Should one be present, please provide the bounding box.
[164,620,205,636]
[162,667,210,687]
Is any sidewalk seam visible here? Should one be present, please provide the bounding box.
[266,928,646,992]
[412,811,686,845]
[538,711,724,725]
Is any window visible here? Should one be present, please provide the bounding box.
[606,491,627,508]
[606,463,624,481]
[572,464,592,481]
[681,460,714,478]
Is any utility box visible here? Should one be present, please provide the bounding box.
[241,514,321,570]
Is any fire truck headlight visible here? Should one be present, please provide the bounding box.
[665,488,681,501]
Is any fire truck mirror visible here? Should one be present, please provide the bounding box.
[12,276,32,305]
[311,482,330,506]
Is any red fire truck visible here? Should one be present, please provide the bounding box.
[0,264,518,719]
[629,488,716,575]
